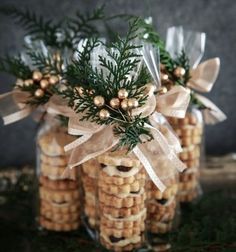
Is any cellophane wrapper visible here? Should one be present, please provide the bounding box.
[81,149,148,251]
[36,118,81,232]
[167,106,204,203]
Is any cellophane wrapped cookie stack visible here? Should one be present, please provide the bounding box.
[167,108,203,203]
[36,119,81,231]
[147,175,179,234]
[140,22,226,204]
[81,159,100,235]
[97,150,146,251]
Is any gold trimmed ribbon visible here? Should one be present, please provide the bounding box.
[53,87,191,192]
[187,57,226,124]
[0,90,33,125]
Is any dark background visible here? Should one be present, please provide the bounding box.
[0,0,235,167]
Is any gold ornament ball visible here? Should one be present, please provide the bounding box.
[127,98,139,109]
[24,79,34,87]
[174,67,186,78]
[121,99,128,110]
[118,88,128,99]
[159,87,168,95]
[34,88,44,98]
[161,73,169,82]
[40,79,49,89]
[93,96,105,107]
[32,71,43,82]
[99,109,110,120]
[110,98,120,109]
[49,75,59,85]
[89,89,95,95]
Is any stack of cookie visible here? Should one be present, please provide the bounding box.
[37,126,81,231]
[81,159,100,230]
[147,177,178,234]
[167,110,203,202]
[97,150,146,252]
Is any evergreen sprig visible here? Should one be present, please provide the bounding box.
[67,5,105,45]
[0,55,32,79]
[0,6,60,47]
[26,50,63,75]
[62,18,152,150]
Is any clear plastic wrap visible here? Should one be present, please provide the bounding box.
[167,107,204,203]
[36,118,81,232]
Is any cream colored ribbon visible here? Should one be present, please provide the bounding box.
[53,88,190,192]
[187,57,226,124]
[0,90,33,125]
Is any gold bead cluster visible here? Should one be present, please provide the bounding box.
[23,71,60,98]
[77,87,140,121]
[160,64,186,93]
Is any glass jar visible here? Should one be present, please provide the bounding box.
[36,117,81,232]
[167,107,204,203]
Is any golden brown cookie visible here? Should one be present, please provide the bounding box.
[99,190,146,208]
[39,176,78,190]
[40,163,78,180]
[98,149,141,168]
[39,186,79,203]
[99,167,145,186]
[178,189,198,202]
[41,199,80,214]
[40,208,80,223]
[38,128,75,157]
[100,235,142,252]
[100,202,145,218]
[99,176,145,195]
[147,183,178,200]
[148,221,172,234]
[39,216,80,231]
[41,153,68,166]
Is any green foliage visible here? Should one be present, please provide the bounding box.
[0,5,106,49]
[62,18,152,151]
[0,6,60,47]
[67,5,105,45]
[65,37,100,87]
[26,50,64,75]
[0,55,32,79]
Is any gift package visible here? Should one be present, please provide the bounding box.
[0,6,226,251]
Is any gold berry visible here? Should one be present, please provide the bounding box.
[118,88,128,99]
[24,79,34,87]
[159,87,168,95]
[174,67,186,78]
[40,79,49,89]
[120,99,128,110]
[99,109,110,120]
[127,98,139,109]
[32,71,43,82]
[49,75,59,85]
[161,73,169,82]
[34,89,44,98]
[110,98,120,109]
[93,96,105,107]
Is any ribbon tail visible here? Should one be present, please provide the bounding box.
[156,86,190,118]
[0,91,32,125]
[133,146,166,192]
[195,94,227,124]
[188,58,220,93]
